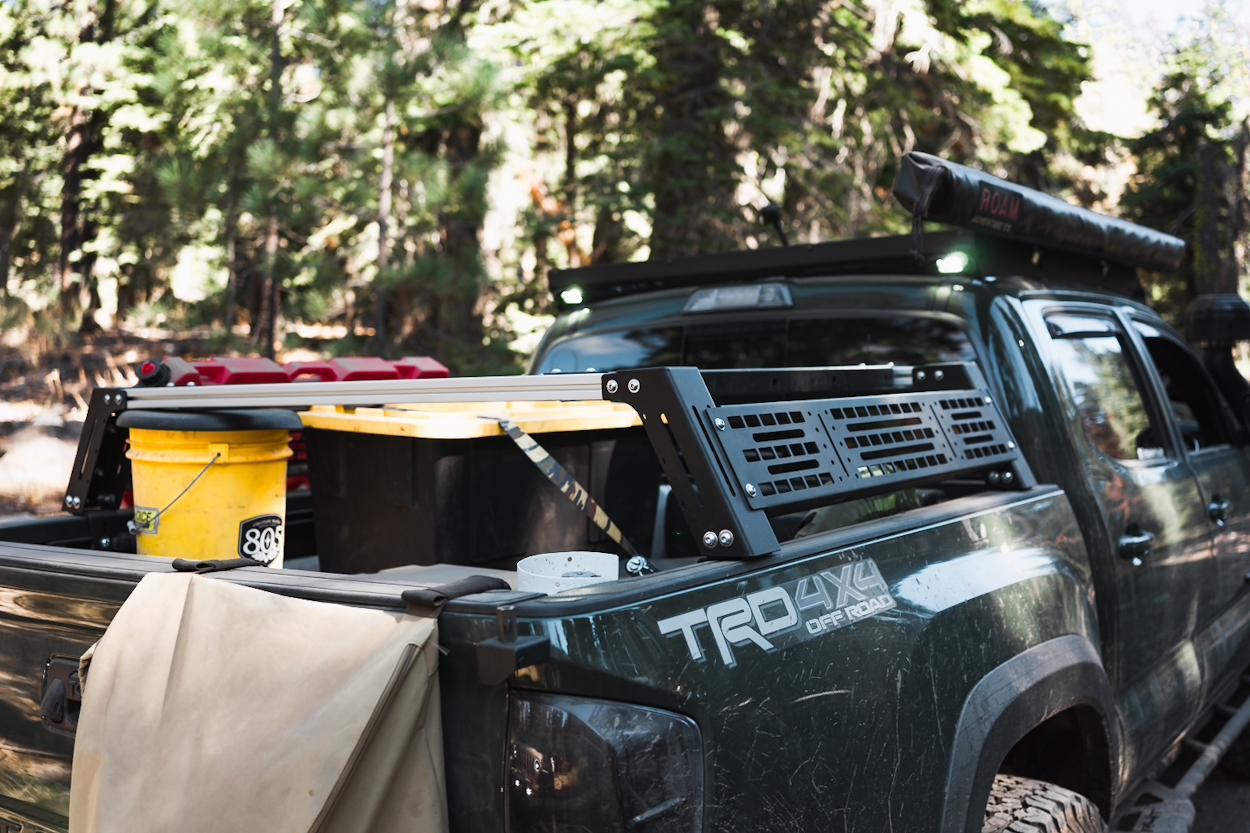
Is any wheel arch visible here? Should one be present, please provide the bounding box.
[940,634,1118,833]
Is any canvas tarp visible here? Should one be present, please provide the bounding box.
[69,572,446,833]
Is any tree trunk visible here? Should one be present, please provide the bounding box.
[644,3,738,259]
[251,0,285,357]
[1193,142,1234,295]
[117,265,134,321]
[253,217,280,358]
[78,217,102,332]
[1231,118,1249,288]
[435,122,485,367]
[590,206,624,264]
[374,96,395,353]
[223,165,239,328]
[58,105,92,316]
[57,0,117,318]
[0,190,19,295]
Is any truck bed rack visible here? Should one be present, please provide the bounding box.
[68,363,1034,560]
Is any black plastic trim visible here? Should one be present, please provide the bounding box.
[116,408,305,431]
[941,634,1118,833]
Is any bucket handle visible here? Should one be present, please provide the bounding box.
[127,453,220,535]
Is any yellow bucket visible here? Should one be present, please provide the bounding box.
[120,410,300,566]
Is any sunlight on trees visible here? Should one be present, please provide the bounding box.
[0,0,1246,370]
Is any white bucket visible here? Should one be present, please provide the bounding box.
[517,552,620,595]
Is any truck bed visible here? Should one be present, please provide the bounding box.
[0,484,1086,833]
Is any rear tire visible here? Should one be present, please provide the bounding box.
[983,774,1107,833]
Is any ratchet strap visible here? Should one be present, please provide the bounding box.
[494,417,638,557]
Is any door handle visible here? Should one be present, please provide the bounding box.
[1209,498,1231,527]
[1118,527,1156,566]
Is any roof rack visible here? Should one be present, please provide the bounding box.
[548,229,1144,309]
[548,152,1181,309]
[69,364,1035,559]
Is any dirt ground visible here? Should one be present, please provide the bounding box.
[0,405,83,515]
[1192,769,1250,832]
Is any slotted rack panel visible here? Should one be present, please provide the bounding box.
[932,394,1014,461]
[708,389,1018,511]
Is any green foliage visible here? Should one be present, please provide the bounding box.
[0,0,1220,369]
[1121,6,1247,325]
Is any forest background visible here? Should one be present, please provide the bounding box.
[0,0,1248,381]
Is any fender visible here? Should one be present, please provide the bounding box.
[941,634,1118,833]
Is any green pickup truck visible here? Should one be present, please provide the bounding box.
[3,154,1250,833]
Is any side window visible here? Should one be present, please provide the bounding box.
[1133,321,1231,450]
[1046,314,1166,462]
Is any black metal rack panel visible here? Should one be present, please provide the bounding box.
[604,363,1034,559]
[708,386,1018,511]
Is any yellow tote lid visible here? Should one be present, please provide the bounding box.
[297,399,642,439]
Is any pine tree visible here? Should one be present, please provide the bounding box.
[1121,9,1246,324]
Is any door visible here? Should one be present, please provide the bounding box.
[1036,308,1213,767]
[1129,319,1250,643]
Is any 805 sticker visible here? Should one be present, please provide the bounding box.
[238,514,283,565]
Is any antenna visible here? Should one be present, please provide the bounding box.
[759,203,790,247]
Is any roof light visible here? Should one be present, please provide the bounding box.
[936,252,970,274]
[683,284,793,314]
[560,286,584,305]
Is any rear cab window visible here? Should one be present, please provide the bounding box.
[534,315,978,374]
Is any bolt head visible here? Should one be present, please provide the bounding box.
[988,471,1002,485]
[702,531,718,548]
[99,537,110,548]
[745,483,757,497]
[1007,442,1015,449]
[718,530,734,547]
[984,396,993,404]
[934,369,944,381]
[916,370,927,381]
[606,379,618,394]
[626,555,647,575]
[714,418,726,431]
[1002,471,1014,484]
[627,378,641,393]
[103,394,111,404]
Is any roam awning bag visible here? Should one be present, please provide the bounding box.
[69,572,446,833]
[892,151,1186,273]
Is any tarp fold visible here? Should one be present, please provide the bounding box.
[70,572,447,833]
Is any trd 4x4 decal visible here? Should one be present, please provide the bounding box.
[657,559,896,667]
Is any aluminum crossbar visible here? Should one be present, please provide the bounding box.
[121,373,606,409]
